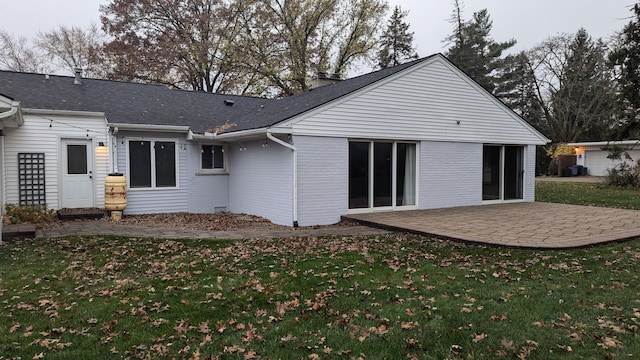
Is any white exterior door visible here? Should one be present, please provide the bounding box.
[61,139,94,208]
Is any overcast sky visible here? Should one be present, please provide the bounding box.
[2,0,635,58]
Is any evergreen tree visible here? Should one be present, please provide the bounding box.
[495,52,545,132]
[551,29,615,142]
[609,3,640,139]
[377,5,418,69]
[445,3,516,94]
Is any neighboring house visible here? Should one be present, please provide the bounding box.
[570,140,640,176]
[0,54,549,227]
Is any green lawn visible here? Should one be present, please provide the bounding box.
[536,181,640,210]
[1,234,639,359]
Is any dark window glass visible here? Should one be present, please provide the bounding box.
[373,142,392,207]
[130,141,152,188]
[202,145,224,170]
[155,141,176,187]
[349,142,369,209]
[201,145,213,169]
[504,146,524,200]
[67,145,87,174]
[213,145,224,169]
[482,145,501,200]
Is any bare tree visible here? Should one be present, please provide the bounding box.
[36,24,105,77]
[0,29,50,73]
[100,0,244,93]
[525,30,616,143]
[237,0,388,96]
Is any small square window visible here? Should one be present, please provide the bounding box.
[201,145,225,170]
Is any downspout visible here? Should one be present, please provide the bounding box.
[266,130,298,227]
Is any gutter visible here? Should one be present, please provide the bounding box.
[108,123,190,133]
[189,126,299,227]
[0,106,17,120]
[266,130,298,228]
[24,108,104,119]
[192,127,268,141]
[0,100,24,127]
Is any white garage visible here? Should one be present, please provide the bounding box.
[569,140,640,176]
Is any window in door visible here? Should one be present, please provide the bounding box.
[67,144,88,174]
[482,145,524,201]
[349,141,417,210]
[348,142,370,209]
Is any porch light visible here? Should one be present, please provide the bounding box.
[98,141,106,147]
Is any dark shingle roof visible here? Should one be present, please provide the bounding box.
[0,55,432,134]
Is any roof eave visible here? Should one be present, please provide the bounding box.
[109,122,190,133]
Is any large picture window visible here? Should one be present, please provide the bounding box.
[129,139,177,189]
[349,141,417,210]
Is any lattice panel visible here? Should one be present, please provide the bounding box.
[18,153,46,206]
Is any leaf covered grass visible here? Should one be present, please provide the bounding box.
[535,181,640,210]
[1,234,639,359]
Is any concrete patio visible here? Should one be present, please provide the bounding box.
[344,202,640,248]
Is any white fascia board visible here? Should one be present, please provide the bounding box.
[24,108,106,119]
[568,140,640,147]
[108,122,190,133]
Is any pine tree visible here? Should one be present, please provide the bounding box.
[609,3,640,139]
[445,3,515,94]
[551,29,615,142]
[377,5,418,69]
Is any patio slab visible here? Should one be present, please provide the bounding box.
[344,202,640,249]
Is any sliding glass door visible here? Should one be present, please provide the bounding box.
[349,141,417,210]
[482,145,524,201]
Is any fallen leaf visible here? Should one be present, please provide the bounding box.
[472,333,487,343]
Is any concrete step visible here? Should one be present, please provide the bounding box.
[3,224,36,241]
[57,208,107,221]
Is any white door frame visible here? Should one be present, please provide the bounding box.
[60,138,95,208]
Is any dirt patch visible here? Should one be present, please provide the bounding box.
[84,212,358,233]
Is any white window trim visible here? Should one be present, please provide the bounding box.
[126,137,180,190]
[347,140,419,214]
[197,143,228,175]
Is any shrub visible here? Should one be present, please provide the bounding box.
[605,160,640,188]
[5,204,57,227]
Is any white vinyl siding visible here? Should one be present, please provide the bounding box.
[187,142,229,213]
[3,113,109,210]
[115,131,188,214]
[276,56,547,146]
[228,138,293,226]
[296,136,348,226]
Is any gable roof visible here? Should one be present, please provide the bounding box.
[0,57,429,134]
[0,54,547,144]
